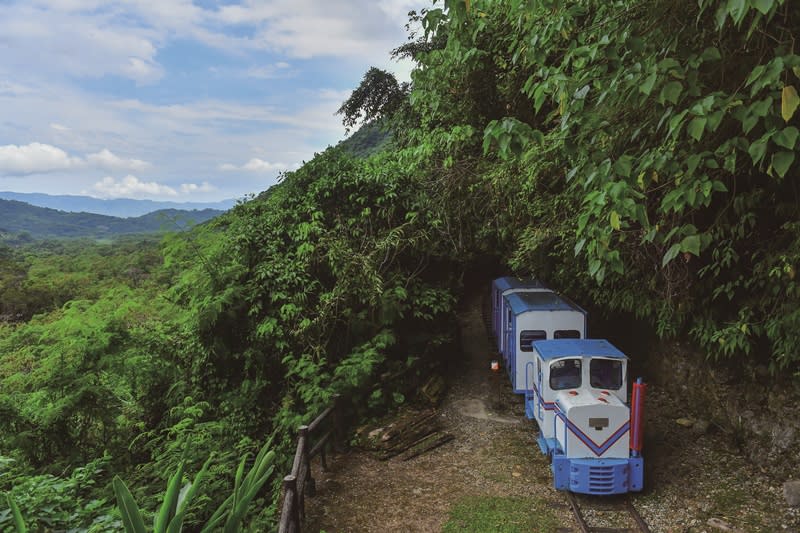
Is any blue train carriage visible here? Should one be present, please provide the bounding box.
[490,277,551,342]
[524,339,646,495]
[494,287,588,394]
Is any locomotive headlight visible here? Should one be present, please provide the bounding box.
[589,417,609,430]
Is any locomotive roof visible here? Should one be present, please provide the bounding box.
[492,276,549,292]
[532,339,627,361]
[505,290,580,314]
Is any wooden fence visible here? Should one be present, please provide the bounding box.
[278,394,344,533]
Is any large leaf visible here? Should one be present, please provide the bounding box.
[680,234,702,256]
[726,0,747,26]
[662,243,682,266]
[113,476,148,533]
[772,151,795,178]
[782,85,800,122]
[748,137,769,165]
[168,455,215,533]
[6,493,27,533]
[773,127,799,150]
[687,117,707,141]
[155,462,185,533]
[610,211,621,230]
[640,71,657,95]
[750,0,774,14]
[659,81,683,105]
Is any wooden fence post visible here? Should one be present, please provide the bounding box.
[299,425,315,497]
[284,475,300,533]
[332,393,346,453]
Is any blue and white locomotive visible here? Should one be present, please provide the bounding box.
[491,277,646,496]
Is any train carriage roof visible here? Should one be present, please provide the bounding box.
[532,339,627,361]
[505,291,581,314]
[492,276,549,292]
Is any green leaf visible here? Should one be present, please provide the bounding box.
[782,85,800,122]
[746,64,766,87]
[750,0,774,14]
[727,0,747,26]
[660,81,683,105]
[774,127,799,149]
[155,462,185,533]
[712,180,729,193]
[701,47,722,61]
[742,113,759,134]
[687,117,707,141]
[613,155,633,177]
[588,259,602,277]
[748,138,768,165]
[772,151,795,178]
[662,243,682,266]
[750,97,772,117]
[113,476,148,533]
[610,211,621,230]
[640,71,657,95]
[6,493,27,533]
[680,234,701,256]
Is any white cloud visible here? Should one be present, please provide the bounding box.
[50,123,71,131]
[0,3,164,84]
[90,175,177,198]
[86,148,151,172]
[219,158,290,173]
[246,62,293,79]
[0,80,33,96]
[0,142,82,175]
[180,181,216,193]
[214,0,410,59]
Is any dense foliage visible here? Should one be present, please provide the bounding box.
[2,0,799,530]
[400,0,799,373]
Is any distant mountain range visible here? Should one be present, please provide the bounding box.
[0,191,237,218]
[0,198,225,239]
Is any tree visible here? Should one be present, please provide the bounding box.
[336,68,409,132]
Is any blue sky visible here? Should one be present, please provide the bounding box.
[0,0,425,202]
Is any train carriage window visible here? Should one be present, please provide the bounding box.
[554,329,581,339]
[590,359,623,390]
[520,330,546,351]
[550,359,581,390]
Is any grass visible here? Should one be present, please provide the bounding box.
[442,496,560,533]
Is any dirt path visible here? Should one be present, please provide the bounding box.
[303,291,800,532]
[304,291,572,532]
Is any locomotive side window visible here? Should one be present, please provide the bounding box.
[554,329,581,339]
[520,330,546,351]
[550,358,581,389]
[590,359,623,390]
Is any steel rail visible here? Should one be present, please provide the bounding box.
[565,491,651,533]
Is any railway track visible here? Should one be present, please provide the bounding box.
[565,491,651,533]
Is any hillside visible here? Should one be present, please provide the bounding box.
[0,191,235,218]
[0,198,223,238]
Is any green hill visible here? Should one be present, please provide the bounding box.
[0,198,223,239]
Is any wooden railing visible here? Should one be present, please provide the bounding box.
[278,394,344,533]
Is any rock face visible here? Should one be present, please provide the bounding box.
[644,342,800,478]
[785,481,800,507]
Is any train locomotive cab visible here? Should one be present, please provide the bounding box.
[525,339,644,495]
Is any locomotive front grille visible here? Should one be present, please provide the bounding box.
[570,461,629,495]
[588,465,615,493]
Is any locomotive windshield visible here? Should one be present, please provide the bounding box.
[590,358,623,390]
[550,358,581,389]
